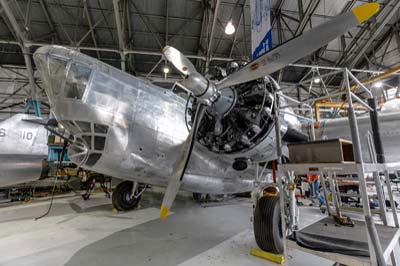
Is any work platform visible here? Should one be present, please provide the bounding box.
[289,217,400,266]
[279,162,400,265]
[271,69,400,265]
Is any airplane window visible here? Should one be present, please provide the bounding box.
[94,136,106,151]
[75,121,91,133]
[86,153,101,167]
[85,71,121,112]
[48,56,68,96]
[49,57,68,76]
[68,144,87,165]
[94,123,108,134]
[61,120,80,133]
[81,135,92,148]
[65,62,92,99]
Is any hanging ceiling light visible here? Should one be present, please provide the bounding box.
[373,81,383,88]
[313,77,321,84]
[225,20,235,35]
[163,65,170,74]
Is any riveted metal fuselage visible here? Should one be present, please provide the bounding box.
[0,114,48,187]
[34,46,267,194]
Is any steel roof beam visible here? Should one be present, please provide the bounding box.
[271,0,286,28]
[0,0,36,100]
[76,17,104,46]
[334,0,397,67]
[0,82,28,104]
[348,0,400,68]
[168,6,204,46]
[130,1,163,50]
[113,0,126,71]
[0,39,237,62]
[205,0,221,72]
[38,0,63,43]
[294,0,320,36]
[83,0,100,58]
[360,21,399,69]
[229,0,246,57]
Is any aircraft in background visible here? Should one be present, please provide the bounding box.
[33,3,380,254]
[305,102,400,163]
[0,114,48,187]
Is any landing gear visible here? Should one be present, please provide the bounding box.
[253,196,284,254]
[112,181,146,211]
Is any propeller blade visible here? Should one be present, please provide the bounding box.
[163,46,209,97]
[216,3,379,89]
[162,45,198,76]
[160,104,206,219]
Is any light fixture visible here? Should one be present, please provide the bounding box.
[313,77,321,84]
[374,81,383,88]
[163,66,170,74]
[225,20,235,35]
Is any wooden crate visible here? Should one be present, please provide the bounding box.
[288,139,354,164]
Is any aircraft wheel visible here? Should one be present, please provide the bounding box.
[253,196,284,254]
[112,181,141,211]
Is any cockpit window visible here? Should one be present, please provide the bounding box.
[48,56,68,96]
[64,62,92,99]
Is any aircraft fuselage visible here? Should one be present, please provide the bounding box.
[0,114,48,187]
[34,46,258,194]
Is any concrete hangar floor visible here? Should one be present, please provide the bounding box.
[0,187,340,266]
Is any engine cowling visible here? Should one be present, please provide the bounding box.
[190,77,277,155]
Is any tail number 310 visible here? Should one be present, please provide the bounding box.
[0,129,33,140]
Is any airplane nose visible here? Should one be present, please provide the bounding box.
[34,46,69,100]
[34,46,92,102]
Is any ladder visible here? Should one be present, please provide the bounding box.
[274,68,400,265]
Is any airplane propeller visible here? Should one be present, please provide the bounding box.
[215,3,379,90]
[160,2,379,219]
[163,46,214,104]
[160,103,206,219]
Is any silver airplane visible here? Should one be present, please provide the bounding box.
[0,114,48,187]
[33,3,380,254]
[306,106,400,163]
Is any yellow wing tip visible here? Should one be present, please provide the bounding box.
[160,204,169,220]
[352,3,380,24]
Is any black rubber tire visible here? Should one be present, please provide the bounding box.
[253,196,284,254]
[112,181,141,211]
[193,192,201,201]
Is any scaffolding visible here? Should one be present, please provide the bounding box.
[275,68,400,266]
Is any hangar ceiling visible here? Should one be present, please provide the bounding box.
[0,0,399,117]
